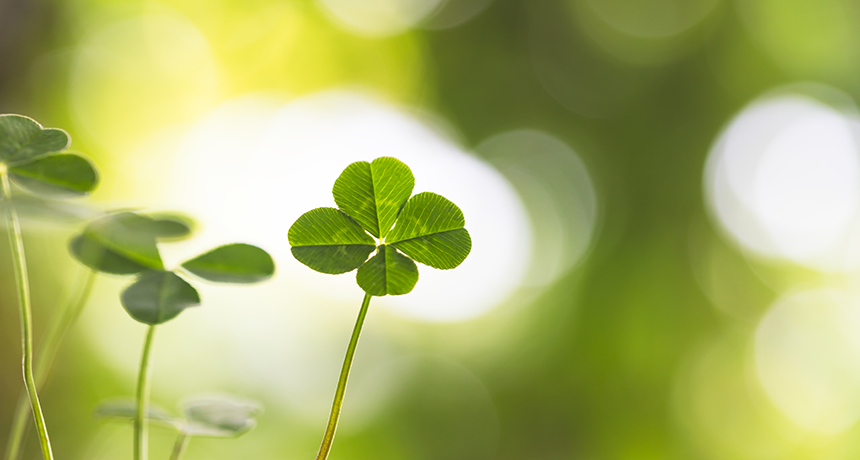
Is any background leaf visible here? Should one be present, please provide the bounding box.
[94,399,182,430]
[0,114,70,165]
[85,212,164,270]
[332,157,414,239]
[288,207,376,274]
[387,192,472,269]
[180,395,262,438]
[120,270,200,325]
[9,153,98,197]
[182,243,274,284]
[356,244,418,296]
[69,233,150,275]
[143,212,196,241]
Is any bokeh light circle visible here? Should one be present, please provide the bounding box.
[315,0,444,36]
[704,87,860,271]
[421,0,495,29]
[581,0,719,38]
[477,129,598,286]
[755,289,860,435]
[70,14,219,152]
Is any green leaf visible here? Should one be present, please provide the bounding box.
[69,232,151,275]
[356,245,418,296]
[143,212,196,241]
[94,399,182,430]
[288,207,376,274]
[9,153,98,197]
[85,212,164,270]
[332,157,414,239]
[0,115,70,165]
[120,270,200,325]
[182,243,274,284]
[180,396,262,438]
[387,192,472,269]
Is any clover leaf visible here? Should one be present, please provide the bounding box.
[180,396,262,437]
[0,115,98,197]
[121,270,201,325]
[182,243,275,284]
[72,210,274,460]
[291,157,473,460]
[95,394,261,437]
[95,399,183,430]
[68,210,275,325]
[289,157,471,297]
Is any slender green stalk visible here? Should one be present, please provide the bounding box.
[1,172,53,460]
[315,293,372,460]
[135,326,158,460]
[168,433,190,460]
[5,269,97,460]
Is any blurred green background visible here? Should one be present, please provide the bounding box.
[5,0,860,459]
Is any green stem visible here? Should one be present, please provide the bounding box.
[135,325,158,460]
[4,270,97,460]
[1,172,53,460]
[168,433,190,460]
[315,293,372,460]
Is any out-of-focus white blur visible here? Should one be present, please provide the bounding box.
[70,14,219,153]
[704,86,860,272]
[165,90,531,322]
[82,90,533,427]
[755,289,860,435]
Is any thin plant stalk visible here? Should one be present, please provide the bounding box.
[135,326,158,460]
[4,269,97,460]
[168,433,190,460]
[315,293,372,460]
[0,171,54,460]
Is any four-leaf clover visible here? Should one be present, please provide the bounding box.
[289,156,472,296]
[289,157,473,460]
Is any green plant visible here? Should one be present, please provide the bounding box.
[95,394,262,460]
[288,156,472,460]
[4,212,191,460]
[68,210,275,460]
[0,114,99,460]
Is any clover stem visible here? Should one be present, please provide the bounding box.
[4,269,97,460]
[0,172,54,460]
[135,325,158,460]
[315,292,373,460]
[168,433,190,460]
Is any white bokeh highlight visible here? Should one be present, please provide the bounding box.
[705,90,860,271]
[755,289,860,435]
[165,91,530,322]
[82,90,532,427]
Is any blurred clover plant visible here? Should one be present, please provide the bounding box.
[0,114,99,460]
[288,157,471,460]
[5,212,194,460]
[67,210,275,460]
[95,394,262,460]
